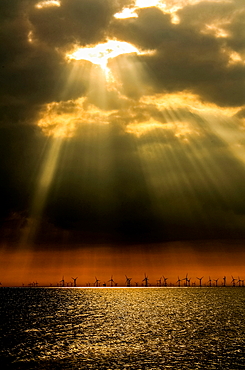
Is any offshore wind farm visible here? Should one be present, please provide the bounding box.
[1,0,245,368]
[2,273,245,288]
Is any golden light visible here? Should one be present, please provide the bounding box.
[140,92,240,117]
[135,0,164,8]
[67,40,140,75]
[126,120,164,137]
[114,8,138,19]
[27,31,33,43]
[36,98,115,138]
[203,24,229,38]
[114,0,167,20]
[125,115,200,141]
[35,0,60,9]
[228,51,244,65]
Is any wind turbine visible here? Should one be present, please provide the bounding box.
[213,278,219,287]
[60,276,65,287]
[231,276,236,287]
[207,277,212,287]
[163,276,168,287]
[125,275,132,287]
[183,273,188,287]
[142,273,149,287]
[196,276,204,287]
[71,277,78,287]
[94,277,100,287]
[176,276,181,287]
[223,276,226,287]
[108,275,115,287]
[237,277,241,287]
[157,277,162,287]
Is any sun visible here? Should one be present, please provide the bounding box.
[67,40,140,74]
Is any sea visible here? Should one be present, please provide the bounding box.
[0,287,244,369]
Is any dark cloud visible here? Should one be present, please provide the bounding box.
[2,108,245,246]
[225,8,245,53]
[0,124,45,221]
[109,7,173,50]
[110,4,245,107]
[176,1,234,29]
[29,0,114,48]
[1,0,245,248]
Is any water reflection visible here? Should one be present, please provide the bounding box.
[1,288,245,369]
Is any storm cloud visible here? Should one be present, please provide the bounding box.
[1,0,245,248]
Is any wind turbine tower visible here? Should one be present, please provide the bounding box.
[223,276,226,287]
[72,277,78,287]
[184,273,188,287]
[214,278,219,287]
[163,276,168,287]
[108,275,115,287]
[125,275,132,287]
[207,277,212,287]
[157,277,162,287]
[94,277,100,287]
[142,273,149,287]
[60,277,65,287]
[176,276,181,287]
[196,276,204,287]
[237,277,241,287]
[231,276,236,287]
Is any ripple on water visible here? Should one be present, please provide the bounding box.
[0,288,245,369]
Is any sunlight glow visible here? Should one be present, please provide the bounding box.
[126,120,164,137]
[114,1,167,20]
[203,24,229,38]
[67,40,140,73]
[140,93,240,117]
[37,99,112,138]
[35,0,60,9]
[27,31,33,43]
[20,138,63,245]
[135,0,164,8]
[125,118,199,141]
[228,51,244,65]
[114,8,138,19]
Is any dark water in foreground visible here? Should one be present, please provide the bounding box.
[0,288,245,369]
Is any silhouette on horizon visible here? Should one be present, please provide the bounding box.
[60,277,65,287]
[125,275,132,287]
[94,277,100,287]
[142,273,149,287]
[207,277,212,287]
[108,275,115,287]
[214,278,219,287]
[231,276,236,287]
[196,276,204,287]
[72,277,78,287]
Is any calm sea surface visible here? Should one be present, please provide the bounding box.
[0,287,245,369]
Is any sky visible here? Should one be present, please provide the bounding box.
[1,0,245,286]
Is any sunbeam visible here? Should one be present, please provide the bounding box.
[20,137,63,245]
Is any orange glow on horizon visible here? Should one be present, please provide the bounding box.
[1,241,245,287]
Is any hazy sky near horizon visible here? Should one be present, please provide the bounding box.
[1,0,245,251]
